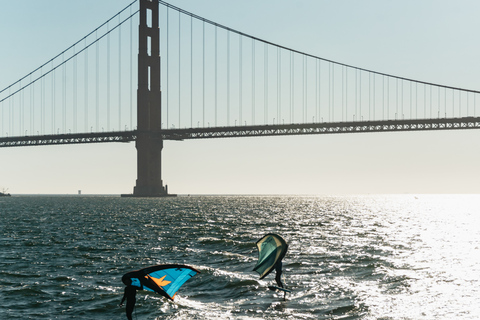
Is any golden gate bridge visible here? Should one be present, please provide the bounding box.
[1,0,480,196]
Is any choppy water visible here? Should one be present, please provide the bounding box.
[1,195,479,319]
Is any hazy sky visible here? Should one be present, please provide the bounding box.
[2,0,480,195]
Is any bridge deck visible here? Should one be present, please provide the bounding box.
[1,117,479,147]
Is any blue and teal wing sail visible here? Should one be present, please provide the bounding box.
[253,233,288,279]
[122,264,199,301]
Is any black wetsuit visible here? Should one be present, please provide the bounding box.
[120,285,137,320]
[275,261,283,288]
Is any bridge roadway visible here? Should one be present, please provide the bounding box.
[1,116,480,147]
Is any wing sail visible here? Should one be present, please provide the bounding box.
[253,233,288,279]
[122,264,199,301]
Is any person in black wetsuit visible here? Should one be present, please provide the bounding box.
[119,278,137,320]
[274,260,284,288]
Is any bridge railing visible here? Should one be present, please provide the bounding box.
[3,115,479,148]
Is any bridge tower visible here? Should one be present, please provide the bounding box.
[123,0,173,197]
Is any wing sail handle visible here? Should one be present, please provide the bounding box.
[122,264,200,301]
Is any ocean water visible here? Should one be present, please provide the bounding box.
[1,195,479,319]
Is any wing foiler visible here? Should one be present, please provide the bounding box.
[122,264,200,301]
[252,233,288,279]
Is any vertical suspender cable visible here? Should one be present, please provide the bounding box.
[29,79,31,135]
[96,31,99,131]
[73,48,77,132]
[215,27,217,126]
[63,54,66,133]
[332,63,334,121]
[22,82,24,134]
[458,91,468,117]
[328,63,331,121]
[430,86,433,119]
[26,78,28,134]
[373,73,375,120]
[458,89,461,117]
[252,39,255,125]
[10,88,13,135]
[305,57,308,122]
[303,55,306,123]
[291,52,294,123]
[118,15,122,131]
[264,43,267,124]
[6,89,8,135]
[444,87,446,118]
[354,69,357,121]
[190,16,193,127]
[9,88,11,135]
[85,40,89,132]
[178,11,181,128]
[368,72,372,121]
[130,4,133,130]
[166,8,169,128]
[316,60,318,122]
[346,66,348,121]
[19,80,23,135]
[14,88,17,134]
[410,82,412,119]
[319,60,322,122]
[424,84,426,118]
[401,79,403,119]
[415,82,418,119]
[340,66,346,121]
[30,79,33,133]
[203,21,206,126]
[357,69,360,121]
[107,24,111,131]
[458,91,462,117]
[227,32,230,125]
[466,91,468,116]
[52,61,55,133]
[27,78,29,134]
[303,56,305,122]
[276,47,280,124]
[343,67,346,122]
[382,76,385,120]
[16,81,19,135]
[452,89,455,117]
[438,87,440,118]
[42,69,45,133]
[30,76,34,134]
[17,88,19,134]
[239,35,243,124]
[32,76,35,134]
[395,78,400,120]
[387,77,389,119]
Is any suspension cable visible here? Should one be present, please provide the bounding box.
[157,0,480,94]
[0,1,137,96]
